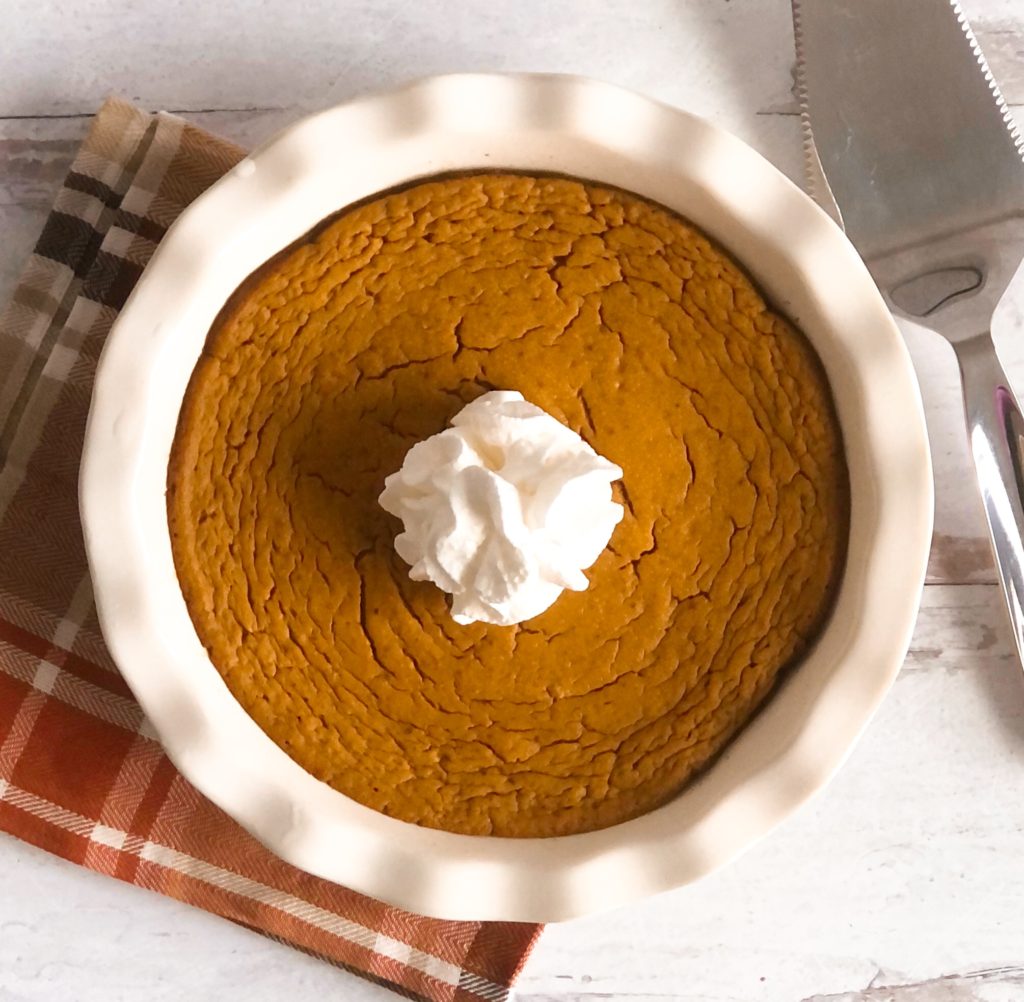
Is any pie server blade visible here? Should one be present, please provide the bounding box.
[793,0,1024,668]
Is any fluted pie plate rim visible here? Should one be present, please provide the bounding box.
[79,73,933,922]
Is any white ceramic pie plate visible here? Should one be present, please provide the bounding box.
[80,73,933,922]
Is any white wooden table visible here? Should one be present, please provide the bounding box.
[5,2,1024,999]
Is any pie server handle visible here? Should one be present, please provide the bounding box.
[956,330,1024,662]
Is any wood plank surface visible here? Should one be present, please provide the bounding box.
[3,1,1024,999]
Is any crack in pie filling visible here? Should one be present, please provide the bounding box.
[167,173,849,838]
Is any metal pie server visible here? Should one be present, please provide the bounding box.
[793,0,1024,664]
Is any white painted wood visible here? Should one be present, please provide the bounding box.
[520,584,1024,1001]
[4,0,1024,999]
[0,835,399,1002]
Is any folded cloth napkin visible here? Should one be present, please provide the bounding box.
[0,97,541,1002]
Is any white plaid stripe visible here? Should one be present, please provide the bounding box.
[101,225,145,259]
[0,689,48,783]
[0,370,64,515]
[0,592,66,647]
[0,297,52,362]
[2,782,98,837]
[0,262,74,412]
[75,150,125,189]
[90,822,128,850]
[31,660,59,695]
[420,950,466,987]
[52,185,107,226]
[458,971,509,1002]
[120,114,185,221]
[52,574,96,652]
[82,733,163,872]
[16,254,75,302]
[0,647,147,733]
[42,341,80,381]
[374,932,414,966]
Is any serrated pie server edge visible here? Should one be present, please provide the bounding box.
[792,0,1024,669]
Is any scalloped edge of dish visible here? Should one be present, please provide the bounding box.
[80,73,933,922]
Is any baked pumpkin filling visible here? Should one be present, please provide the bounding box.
[167,173,849,837]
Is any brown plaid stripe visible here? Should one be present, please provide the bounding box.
[0,97,541,1002]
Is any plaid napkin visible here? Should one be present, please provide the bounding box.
[0,97,541,1002]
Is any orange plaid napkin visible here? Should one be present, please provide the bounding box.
[0,97,541,1001]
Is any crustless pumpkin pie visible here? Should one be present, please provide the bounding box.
[167,173,849,837]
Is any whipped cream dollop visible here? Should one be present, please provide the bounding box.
[378,390,624,626]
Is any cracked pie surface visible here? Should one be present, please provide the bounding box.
[166,173,849,837]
